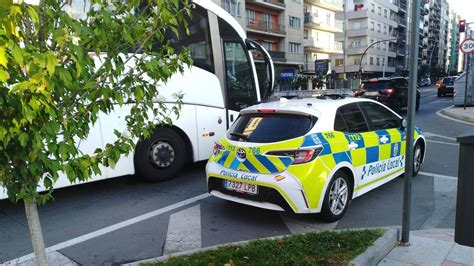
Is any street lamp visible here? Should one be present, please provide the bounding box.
[358,38,397,78]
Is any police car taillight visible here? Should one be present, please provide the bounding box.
[267,148,322,164]
[213,142,225,155]
[257,109,276,113]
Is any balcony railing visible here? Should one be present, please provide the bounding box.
[247,20,286,35]
[268,50,286,60]
[304,14,343,31]
[248,0,285,8]
[304,0,343,12]
[399,2,407,10]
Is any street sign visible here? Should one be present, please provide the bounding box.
[460,38,474,54]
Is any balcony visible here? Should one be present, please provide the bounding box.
[247,20,286,37]
[303,38,343,54]
[304,0,343,12]
[304,14,343,33]
[399,2,407,12]
[247,0,285,11]
[268,50,286,61]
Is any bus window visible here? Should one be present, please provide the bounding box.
[223,41,258,111]
[162,5,214,73]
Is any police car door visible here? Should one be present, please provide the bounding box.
[359,102,405,183]
[336,103,371,181]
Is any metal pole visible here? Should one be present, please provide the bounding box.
[343,3,347,89]
[464,53,469,110]
[383,41,389,77]
[401,0,421,245]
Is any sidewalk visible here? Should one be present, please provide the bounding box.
[379,229,474,266]
[441,106,474,124]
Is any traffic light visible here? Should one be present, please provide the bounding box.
[459,20,466,33]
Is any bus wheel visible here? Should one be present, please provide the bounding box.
[134,127,186,182]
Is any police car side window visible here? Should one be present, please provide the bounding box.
[361,102,401,130]
[334,111,348,132]
[338,104,369,133]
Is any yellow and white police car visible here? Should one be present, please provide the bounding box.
[206,96,426,221]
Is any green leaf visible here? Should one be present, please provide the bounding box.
[18,132,29,147]
[108,157,116,169]
[45,52,57,77]
[0,69,8,82]
[58,143,68,160]
[27,6,39,24]
[0,46,7,67]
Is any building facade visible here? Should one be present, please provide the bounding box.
[331,0,406,88]
[216,0,343,90]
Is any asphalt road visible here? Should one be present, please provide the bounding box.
[1,85,471,265]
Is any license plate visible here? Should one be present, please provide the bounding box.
[364,91,379,96]
[224,180,258,195]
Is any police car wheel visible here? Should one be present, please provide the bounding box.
[413,143,422,176]
[134,127,186,182]
[321,171,352,222]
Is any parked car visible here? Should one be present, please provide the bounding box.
[354,77,420,113]
[418,77,431,87]
[206,97,426,221]
[436,76,458,97]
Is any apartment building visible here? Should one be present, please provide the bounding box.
[216,0,343,90]
[446,9,460,75]
[421,0,450,73]
[332,0,404,88]
[302,0,344,88]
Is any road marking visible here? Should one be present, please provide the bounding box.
[429,99,454,104]
[436,109,474,126]
[163,204,202,255]
[5,193,210,265]
[4,251,78,266]
[419,171,457,181]
[424,132,456,141]
[426,140,459,146]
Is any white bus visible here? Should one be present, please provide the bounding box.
[0,0,274,199]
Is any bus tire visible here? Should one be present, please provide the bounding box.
[134,127,186,182]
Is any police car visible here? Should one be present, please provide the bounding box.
[206,96,426,222]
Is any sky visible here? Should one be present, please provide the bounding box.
[449,0,474,22]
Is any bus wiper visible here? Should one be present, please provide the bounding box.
[229,132,249,140]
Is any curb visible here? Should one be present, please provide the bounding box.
[123,235,290,266]
[124,227,398,266]
[440,106,474,124]
[348,227,399,266]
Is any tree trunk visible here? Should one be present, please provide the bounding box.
[24,199,48,266]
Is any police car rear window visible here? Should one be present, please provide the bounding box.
[228,113,317,143]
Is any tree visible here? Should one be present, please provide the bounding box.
[0,0,192,264]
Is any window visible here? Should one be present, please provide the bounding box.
[165,4,214,73]
[370,22,375,30]
[376,57,380,65]
[377,24,381,33]
[262,41,272,51]
[335,59,344,66]
[378,7,382,15]
[289,42,301,53]
[360,102,401,130]
[223,41,257,111]
[334,111,348,131]
[353,22,362,29]
[384,9,388,18]
[246,9,256,24]
[353,57,361,65]
[371,4,375,12]
[370,57,374,65]
[384,25,387,34]
[289,16,301,28]
[228,113,317,143]
[261,13,272,29]
[351,40,361,47]
[221,0,240,16]
[304,29,309,39]
[338,104,369,132]
[326,13,331,25]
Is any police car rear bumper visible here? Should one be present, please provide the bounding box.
[206,161,312,213]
